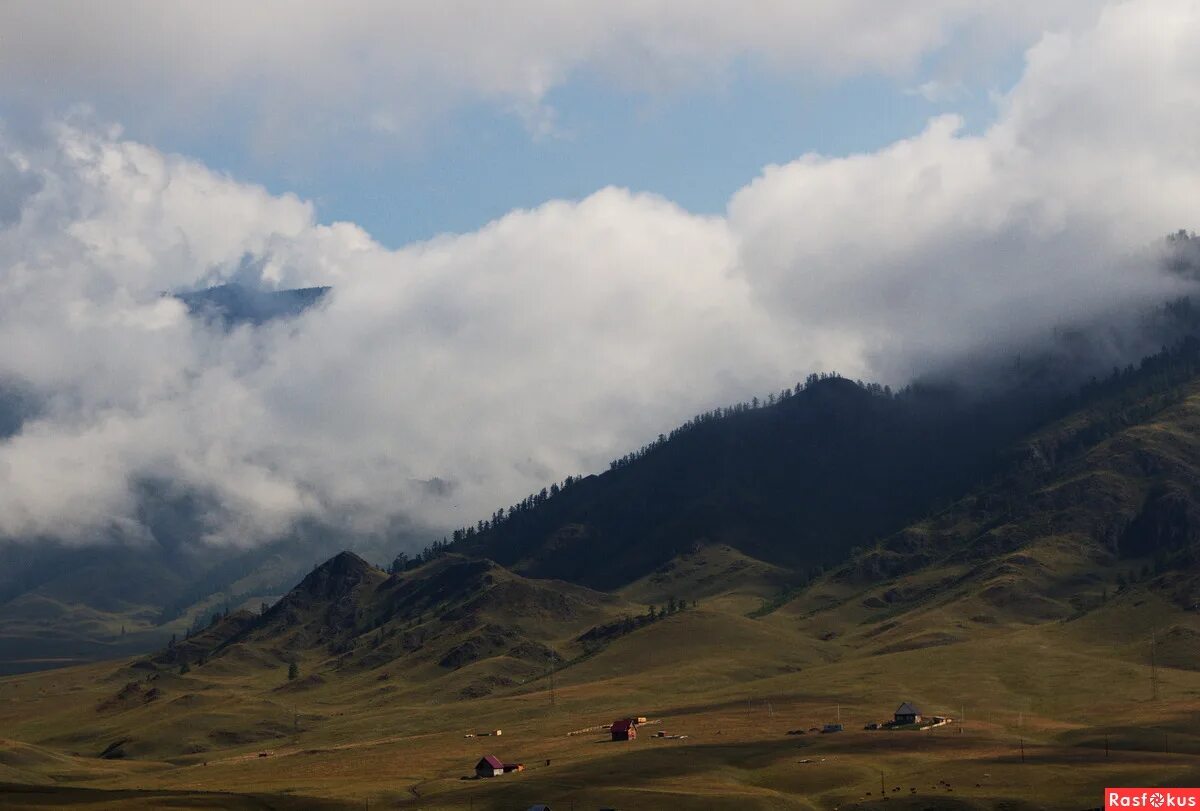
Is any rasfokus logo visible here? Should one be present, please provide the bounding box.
[1107,788,1200,809]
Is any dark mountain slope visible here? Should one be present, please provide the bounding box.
[851,341,1200,589]
[453,376,1066,589]
[778,343,1200,661]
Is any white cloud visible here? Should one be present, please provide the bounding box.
[0,1,1198,546]
[0,2,1101,143]
[0,121,789,543]
[905,79,971,103]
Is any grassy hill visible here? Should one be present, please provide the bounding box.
[0,524,426,676]
[2,336,1200,807]
[0,557,1195,809]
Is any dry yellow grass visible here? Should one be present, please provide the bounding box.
[0,568,1197,810]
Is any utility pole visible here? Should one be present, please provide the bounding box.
[1151,631,1160,701]
[880,772,885,795]
[1105,733,1109,758]
[1019,737,1025,764]
[960,705,964,734]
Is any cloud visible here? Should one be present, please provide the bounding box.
[905,79,971,103]
[731,0,1200,382]
[0,2,1101,145]
[0,1,1198,547]
[0,120,786,543]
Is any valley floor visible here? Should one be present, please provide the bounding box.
[0,584,1197,811]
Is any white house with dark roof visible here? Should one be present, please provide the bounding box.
[894,702,922,724]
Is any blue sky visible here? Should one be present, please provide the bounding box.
[133,61,1019,249]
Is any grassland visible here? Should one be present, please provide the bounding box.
[0,563,1196,811]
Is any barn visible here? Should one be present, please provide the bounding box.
[475,755,504,778]
[894,702,923,725]
[611,718,637,741]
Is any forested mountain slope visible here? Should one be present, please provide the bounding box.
[449,339,1200,591]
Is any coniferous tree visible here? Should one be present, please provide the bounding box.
[288,660,299,681]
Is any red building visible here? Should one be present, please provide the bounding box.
[475,755,504,778]
[610,718,637,741]
[475,755,524,777]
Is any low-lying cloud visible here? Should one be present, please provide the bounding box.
[1,1,1198,546]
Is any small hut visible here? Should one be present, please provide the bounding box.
[475,755,504,778]
[894,702,923,725]
[610,718,637,741]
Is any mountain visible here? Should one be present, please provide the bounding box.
[9,320,1200,678]
[132,335,1200,687]
[1,342,1197,808]
[0,281,342,675]
[0,524,419,676]
[833,338,1200,629]
[448,371,1121,590]
[173,283,330,327]
[157,550,626,700]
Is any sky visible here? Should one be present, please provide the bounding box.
[1,1,1200,548]
[0,1,1066,246]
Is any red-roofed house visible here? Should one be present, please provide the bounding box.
[475,755,504,778]
[611,718,637,741]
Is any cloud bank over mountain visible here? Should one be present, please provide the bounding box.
[0,1,1198,546]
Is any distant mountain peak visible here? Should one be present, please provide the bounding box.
[172,283,330,327]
